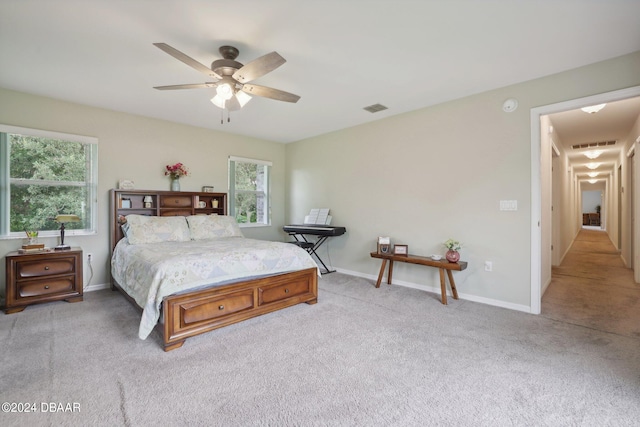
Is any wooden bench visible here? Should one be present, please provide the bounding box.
[370,252,468,304]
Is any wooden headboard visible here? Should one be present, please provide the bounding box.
[109,189,228,251]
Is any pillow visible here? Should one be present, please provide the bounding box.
[186,215,244,240]
[125,214,191,245]
[121,221,131,238]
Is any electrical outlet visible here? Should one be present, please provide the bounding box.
[484,261,493,272]
[87,253,93,263]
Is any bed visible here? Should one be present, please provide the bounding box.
[109,190,319,351]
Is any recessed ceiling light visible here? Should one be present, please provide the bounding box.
[581,103,606,114]
[584,150,603,159]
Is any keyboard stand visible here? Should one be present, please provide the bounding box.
[290,234,335,274]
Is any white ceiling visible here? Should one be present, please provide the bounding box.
[550,97,640,185]
[1,0,639,144]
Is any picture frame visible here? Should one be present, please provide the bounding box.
[393,244,408,256]
[118,179,135,190]
[202,186,215,193]
[377,236,391,254]
[121,198,132,209]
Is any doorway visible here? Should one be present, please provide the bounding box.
[530,85,640,314]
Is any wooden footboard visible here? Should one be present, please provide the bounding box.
[112,268,317,351]
[160,267,318,351]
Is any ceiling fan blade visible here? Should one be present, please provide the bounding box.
[232,51,286,83]
[153,83,218,90]
[241,84,300,103]
[153,43,222,80]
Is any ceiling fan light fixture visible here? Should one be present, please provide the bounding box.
[211,94,227,109]
[581,103,606,114]
[153,43,299,120]
[216,83,233,100]
[235,90,252,108]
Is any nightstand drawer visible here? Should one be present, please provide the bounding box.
[5,248,83,314]
[19,277,74,297]
[17,258,75,279]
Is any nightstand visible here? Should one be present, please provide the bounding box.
[4,248,83,314]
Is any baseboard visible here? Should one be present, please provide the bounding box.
[331,266,532,314]
[84,282,110,292]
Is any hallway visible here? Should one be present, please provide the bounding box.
[542,228,640,339]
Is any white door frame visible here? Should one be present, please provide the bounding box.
[530,85,640,314]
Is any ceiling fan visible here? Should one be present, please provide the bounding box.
[153,43,300,115]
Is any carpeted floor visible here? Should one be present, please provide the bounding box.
[1,232,639,426]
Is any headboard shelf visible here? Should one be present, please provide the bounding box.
[110,189,228,251]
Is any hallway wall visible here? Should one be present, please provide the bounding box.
[621,112,640,270]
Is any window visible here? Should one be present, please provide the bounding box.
[228,156,271,227]
[0,125,98,239]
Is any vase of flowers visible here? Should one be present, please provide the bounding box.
[25,229,39,245]
[165,162,188,191]
[444,238,462,263]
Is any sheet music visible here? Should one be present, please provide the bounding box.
[304,208,331,225]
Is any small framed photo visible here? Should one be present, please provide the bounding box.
[377,236,391,254]
[121,198,132,209]
[202,186,215,193]
[118,179,135,190]
[378,243,391,254]
[393,245,408,256]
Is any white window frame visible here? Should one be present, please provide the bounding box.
[0,124,98,239]
[228,156,272,227]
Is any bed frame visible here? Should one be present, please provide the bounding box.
[109,189,318,351]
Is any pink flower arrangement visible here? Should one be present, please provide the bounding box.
[165,162,188,179]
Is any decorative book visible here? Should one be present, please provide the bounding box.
[22,243,45,250]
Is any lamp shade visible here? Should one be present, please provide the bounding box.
[54,214,80,250]
[55,214,81,223]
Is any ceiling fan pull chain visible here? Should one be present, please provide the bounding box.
[220,108,224,125]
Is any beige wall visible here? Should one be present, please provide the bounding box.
[285,51,640,311]
[1,51,639,310]
[0,88,287,293]
[621,112,640,268]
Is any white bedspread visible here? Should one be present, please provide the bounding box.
[111,237,318,339]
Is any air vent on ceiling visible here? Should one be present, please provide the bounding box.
[363,103,388,113]
[571,140,616,149]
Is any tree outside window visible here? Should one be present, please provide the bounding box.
[228,157,271,226]
[0,126,97,238]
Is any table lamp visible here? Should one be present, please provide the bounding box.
[54,214,81,250]
[143,195,153,208]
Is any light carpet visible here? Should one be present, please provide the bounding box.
[1,273,639,426]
